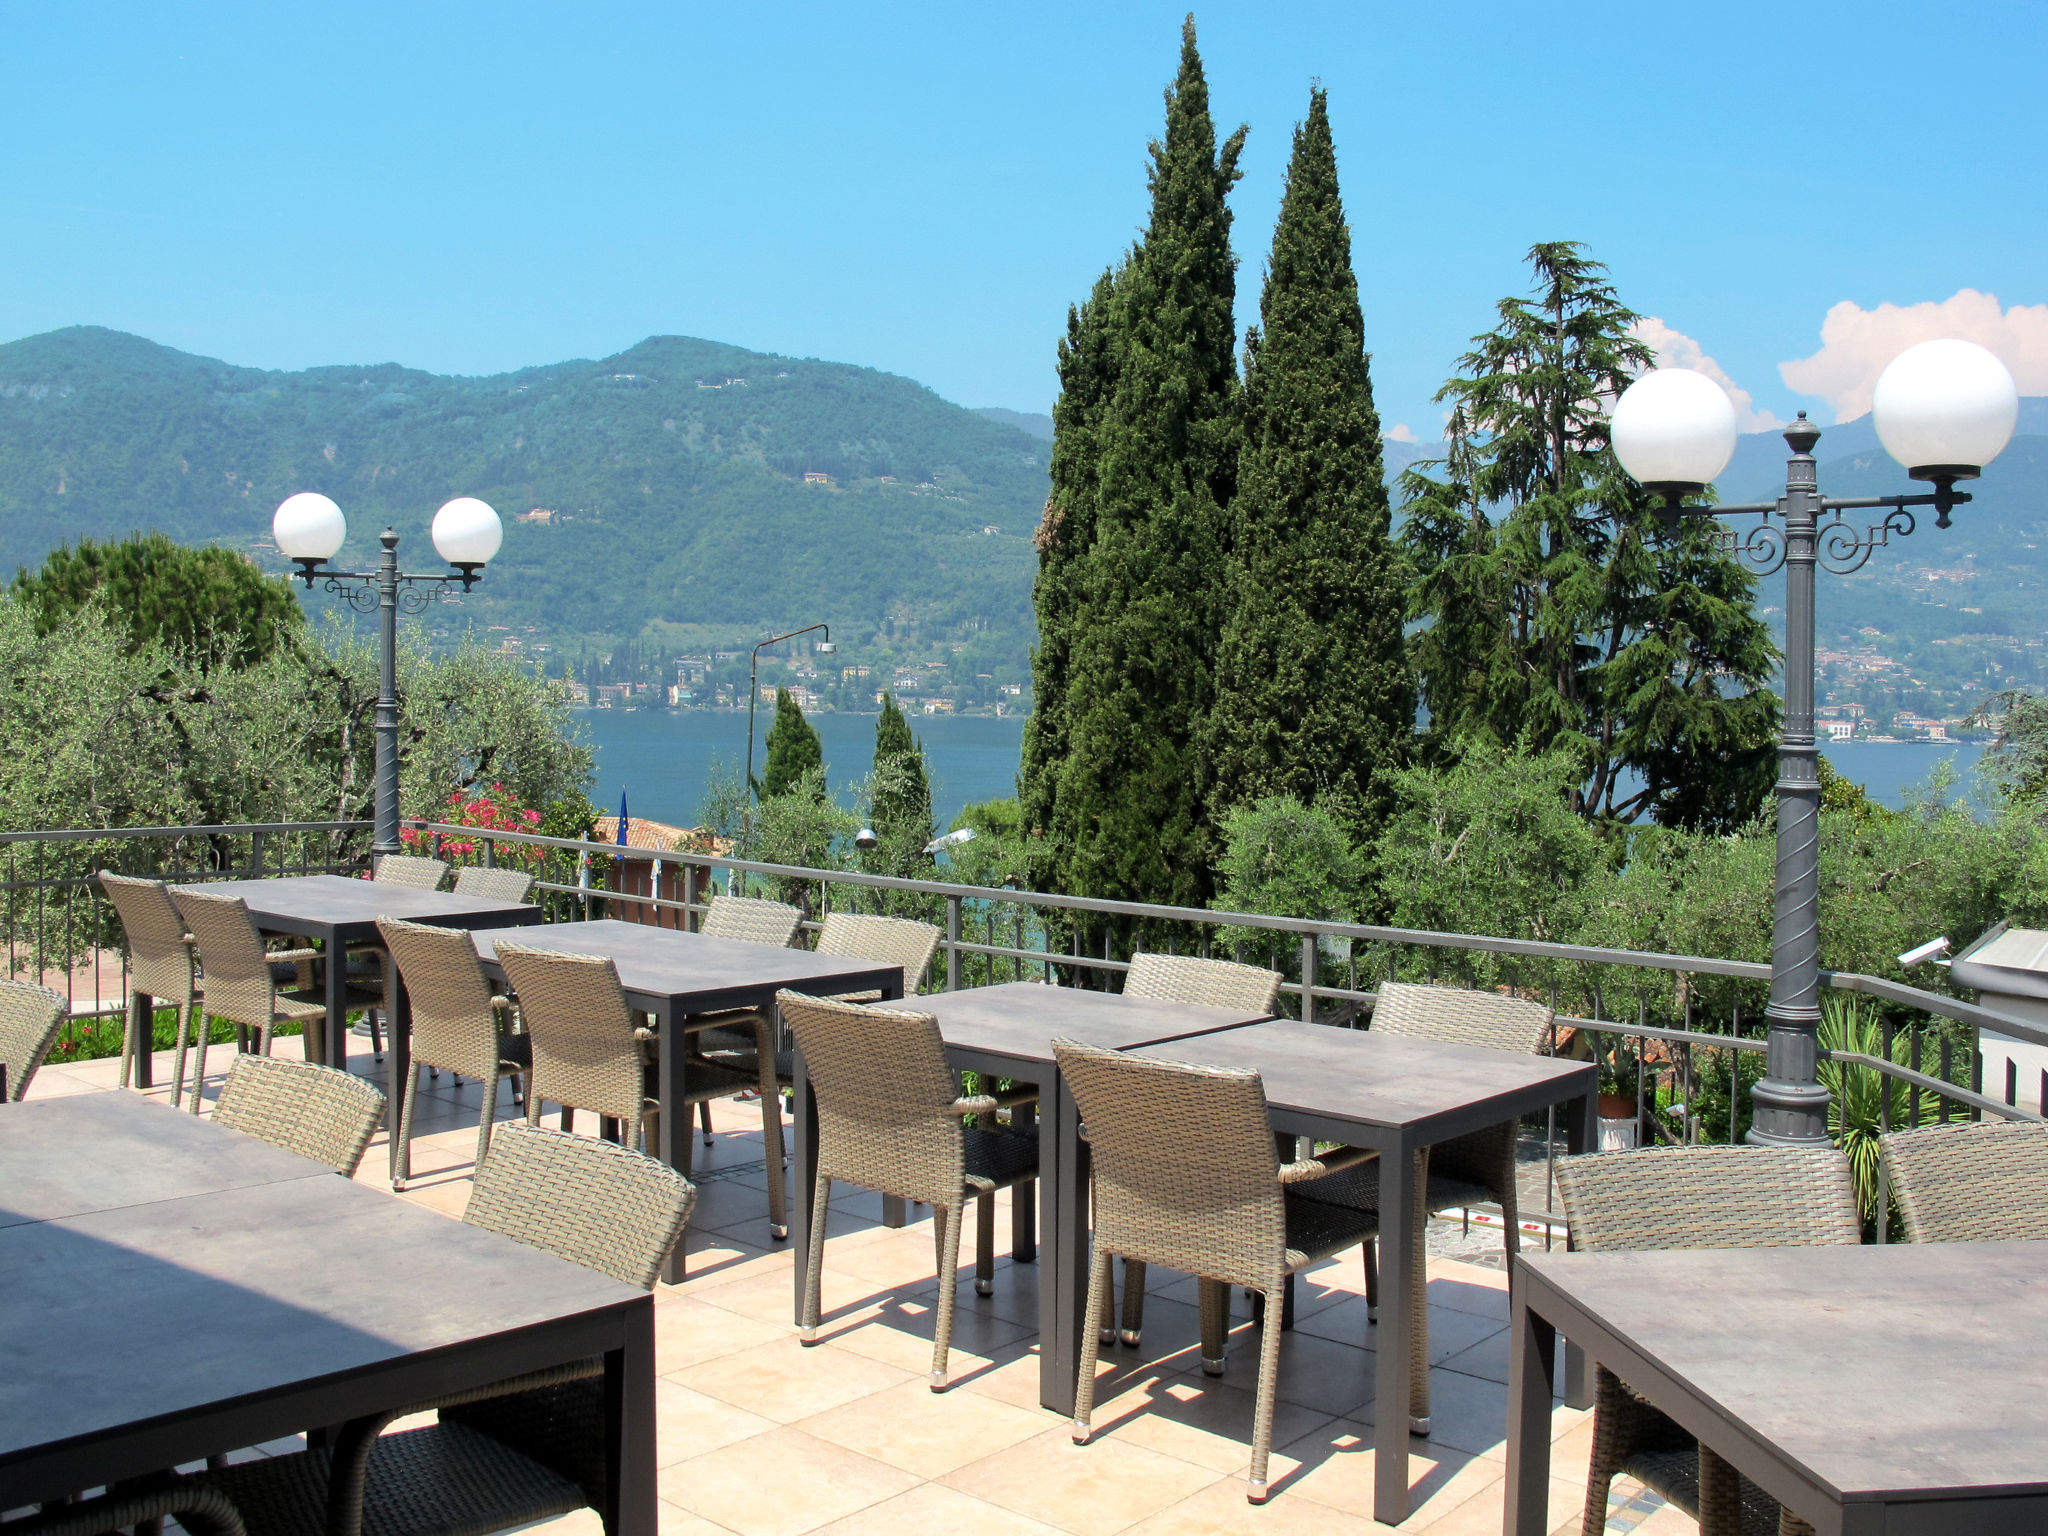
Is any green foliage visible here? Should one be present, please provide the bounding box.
[1036,17,1245,913]
[1207,88,1410,853]
[869,691,935,854]
[12,531,304,670]
[749,766,854,913]
[1214,795,1367,924]
[1400,243,1780,832]
[945,798,1030,890]
[760,687,823,799]
[1820,995,1940,1235]
[1978,689,2048,809]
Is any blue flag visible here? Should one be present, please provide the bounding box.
[616,789,630,846]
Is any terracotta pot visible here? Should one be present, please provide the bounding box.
[1597,1091,1638,1120]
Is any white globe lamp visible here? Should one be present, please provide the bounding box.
[1610,368,1740,500]
[273,492,346,568]
[430,496,503,577]
[1872,338,2018,483]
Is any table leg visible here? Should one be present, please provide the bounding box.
[1012,1097,1037,1264]
[131,989,155,1089]
[320,933,346,1070]
[388,952,413,1188]
[1373,1128,1415,1525]
[1503,1287,1557,1536]
[605,1298,658,1536]
[657,1005,689,1285]
[1558,1086,1596,1409]
[1044,1073,1087,1416]
[789,1040,820,1321]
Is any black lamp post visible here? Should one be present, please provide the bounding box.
[272,492,505,861]
[743,623,835,800]
[1611,340,2019,1145]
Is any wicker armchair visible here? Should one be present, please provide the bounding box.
[210,1055,386,1177]
[816,911,941,1000]
[496,943,660,1152]
[1880,1119,2048,1242]
[98,871,203,1102]
[452,866,536,903]
[376,917,532,1187]
[0,979,67,1103]
[373,853,450,890]
[171,890,330,1112]
[0,1479,247,1536]
[202,1124,694,1536]
[699,892,803,946]
[1054,1037,1378,1503]
[1553,1144,1859,1536]
[1107,952,1282,1349]
[780,990,1038,1388]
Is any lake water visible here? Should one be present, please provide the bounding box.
[575,708,1991,830]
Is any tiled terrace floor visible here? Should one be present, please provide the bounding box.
[26,1037,1692,1536]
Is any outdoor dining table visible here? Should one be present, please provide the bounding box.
[469,918,904,1282]
[1127,1018,1597,1526]
[0,1092,656,1535]
[785,980,1275,1414]
[1506,1239,2048,1535]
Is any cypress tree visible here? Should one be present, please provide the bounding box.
[871,690,934,849]
[760,687,823,799]
[1205,87,1411,847]
[1049,16,1245,908]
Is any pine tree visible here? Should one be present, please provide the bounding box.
[1205,87,1410,848]
[1400,242,1780,828]
[1047,16,1245,907]
[871,690,934,850]
[760,687,823,799]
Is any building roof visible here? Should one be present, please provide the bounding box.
[591,815,731,856]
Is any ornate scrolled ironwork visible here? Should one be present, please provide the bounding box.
[1710,515,1787,576]
[1817,505,1915,575]
[322,576,381,615]
[316,574,457,614]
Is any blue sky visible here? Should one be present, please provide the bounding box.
[3,2,2042,437]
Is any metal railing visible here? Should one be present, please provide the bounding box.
[10,815,2046,1236]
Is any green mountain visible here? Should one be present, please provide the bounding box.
[0,327,1047,665]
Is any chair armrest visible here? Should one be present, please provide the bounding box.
[950,1083,1038,1117]
[264,947,322,964]
[1278,1144,1377,1184]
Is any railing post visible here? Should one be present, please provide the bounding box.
[946,895,962,992]
[1301,934,1318,1025]
[484,838,497,869]
[247,830,266,881]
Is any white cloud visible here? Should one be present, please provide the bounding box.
[1779,289,2048,422]
[1382,422,1418,444]
[1630,317,1783,432]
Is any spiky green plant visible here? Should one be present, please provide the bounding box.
[1819,995,1940,1233]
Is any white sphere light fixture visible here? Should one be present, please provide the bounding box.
[1871,339,2018,481]
[430,496,504,567]
[273,491,347,563]
[1609,367,1740,496]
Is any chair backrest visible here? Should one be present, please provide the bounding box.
[453,865,535,903]
[464,1121,696,1287]
[211,1055,386,1175]
[1053,1037,1289,1290]
[1553,1143,1860,1252]
[1371,981,1554,1055]
[374,853,451,890]
[1122,952,1281,1015]
[0,980,68,1102]
[777,990,965,1207]
[1880,1120,2048,1243]
[816,911,941,996]
[496,943,646,1122]
[98,872,197,1005]
[378,917,507,1079]
[699,893,802,947]
[171,890,280,1029]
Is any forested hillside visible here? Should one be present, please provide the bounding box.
[0,327,1046,661]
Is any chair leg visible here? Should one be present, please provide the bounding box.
[800,1175,832,1342]
[189,1012,211,1115]
[1247,1285,1287,1502]
[119,995,137,1090]
[1364,1238,1379,1322]
[752,1015,790,1240]
[473,1066,498,1175]
[930,1202,965,1390]
[1198,1277,1228,1376]
[1119,1258,1146,1347]
[394,1064,420,1192]
[368,1011,383,1060]
[170,1001,194,1110]
[1072,1248,1114,1443]
[698,1100,714,1146]
[1698,1446,1741,1536]
[1580,1368,1628,1536]
[975,1190,996,1296]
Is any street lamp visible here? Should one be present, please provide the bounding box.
[272,491,505,860]
[1611,340,2018,1146]
[742,624,835,799]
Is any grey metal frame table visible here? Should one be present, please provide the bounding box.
[1507,1240,2048,1536]
[785,980,1272,1415]
[470,919,902,1283]
[1129,1019,1596,1526]
[0,1094,656,1536]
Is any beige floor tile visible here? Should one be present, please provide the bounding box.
[816,1297,1034,1382]
[659,1427,918,1536]
[941,1426,1220,1536]
[951,1347,1050,1412]
[658,1497,738,1535]
[1416,1365,1524,1458]
[670,1335,916,1423]
[1119,1475,1387,1535]
[796,1378,1050,1478]
[1082,1367,1334,1475]
[696,1264,895,1331]
[1409,1474,1587,1535]
[656,1298,790,1371]
[806,1482,1066,1536]
[655,1379,781,1465]
[1273,1419,1502,1525]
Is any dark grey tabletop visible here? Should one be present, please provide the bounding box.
[0,1096,645,1503]
[907,982,1271,1067]
[471,920,899,1012]
[175,873,541,936]
[1130,1017,1594,1136]
[1520,1241,2048,1504]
